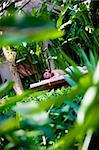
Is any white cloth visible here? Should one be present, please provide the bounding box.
[65,66,87,74]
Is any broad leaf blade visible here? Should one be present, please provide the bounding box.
[0,15,64,46]
[0,81,14,98]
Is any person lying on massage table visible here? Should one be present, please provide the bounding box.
[42,66,88,80]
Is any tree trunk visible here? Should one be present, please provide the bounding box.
[43,41,55,72]
[2,46,23,95]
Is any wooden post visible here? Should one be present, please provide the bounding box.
[2,46,23,95]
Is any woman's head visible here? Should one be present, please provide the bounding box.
[43,71,52,79]
[41,69,55,79]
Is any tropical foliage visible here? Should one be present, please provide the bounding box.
[0,0,99,150]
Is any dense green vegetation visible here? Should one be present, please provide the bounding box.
[0,0,99,150]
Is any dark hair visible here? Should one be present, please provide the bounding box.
[40,69,53,80]
[40,69,49,80]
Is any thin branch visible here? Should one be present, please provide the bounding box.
[17,0,31,12]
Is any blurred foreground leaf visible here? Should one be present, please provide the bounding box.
[0,118,18,134]
[0,89,45,112]
[13,102,49,126]
[0,90,35,112]
[0,15,64,46]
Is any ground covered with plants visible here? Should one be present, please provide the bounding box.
[0,0,99,150]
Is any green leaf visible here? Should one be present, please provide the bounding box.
[0,118,18,135]
[0,90,35,112]
[64,75,77,86]
[57,5,69,28]
[80,30,91,46]
[78,47,92,71]
[0,81,14,98]
[89,50,96,69]
[93,61,99,85]
[77,86,97,125]
[13,102,49,126]
[0,15,64,46]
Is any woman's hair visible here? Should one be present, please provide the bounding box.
[40,69,49,80]
[40,71,46,80]
[40,69,53,80]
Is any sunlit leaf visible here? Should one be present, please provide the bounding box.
[93,61,99,85]
[0,118,18,135]
[77,86,97,124]
[0,90,39,112]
